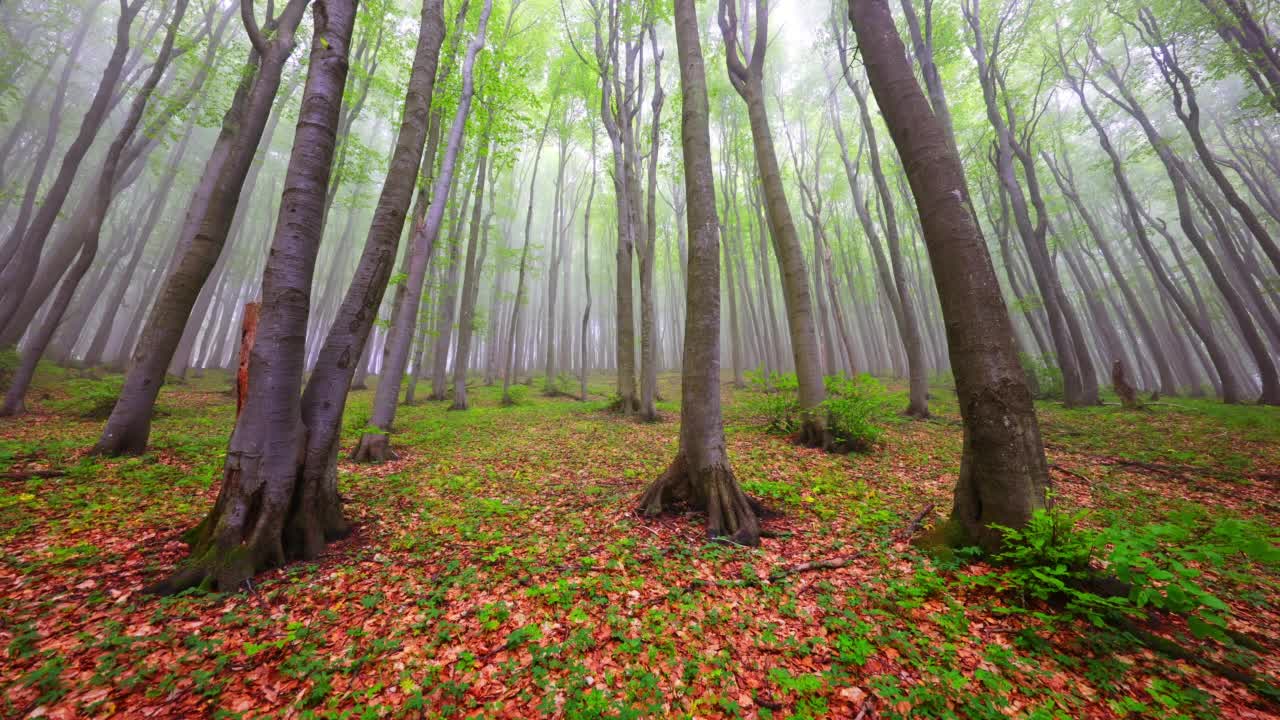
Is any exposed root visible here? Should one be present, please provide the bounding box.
[147,460,349,596]
[796,415,836,452]
[637,454,761,546]
[903,403,931,420]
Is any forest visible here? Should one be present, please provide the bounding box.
[0,0,1278,715]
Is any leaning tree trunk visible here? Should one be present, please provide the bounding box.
[2,0,190,416]
[849,0,1049,551]
[92,0,311,456]
[639,0,759,546]
[844,76,930,416]
[353,0,491,462]
[149,0,356,594]
[718,0,828,446]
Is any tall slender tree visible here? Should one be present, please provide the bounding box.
[149,0,358,593]
[639,0,758,545]
[848,0,1049,549]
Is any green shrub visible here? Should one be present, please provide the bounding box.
[48,376,123,419]
[742,391,800,434]
[504,385,530,406]
[745,368,798,393]
[543,373,577,396]
[0,348,17,388]
[823,374,892,453]
[1019,352,1064,400]
[974,508,1261,637]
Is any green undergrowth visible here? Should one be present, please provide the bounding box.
[0,367,1276,717]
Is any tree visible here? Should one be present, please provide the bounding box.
[847,0,1049,550]
[296,0,447,521]
[717,0,828,447]
[637,0,758,546]
[92,0,312,456]
[149,0,358,593]
[353,0,494,461]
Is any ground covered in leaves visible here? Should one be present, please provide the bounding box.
[1,366,1278,719]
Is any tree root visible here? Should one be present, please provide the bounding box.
[637,454,761,546]
[351,431,396,463]
[1048,463,1093,486]
[0,468,65,481]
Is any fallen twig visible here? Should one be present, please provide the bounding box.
[0,468,65,481]
[1049,463,1093,486]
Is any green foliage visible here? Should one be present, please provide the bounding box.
[47,376,123,419]
[975,508,1269,638]
[822,374,893,453]
[1019,353,1064,401]
[0,347,16,387]
[504,385,530,406]
[741,391,801,434]
[741,370,802,433]
[745,368,798,393]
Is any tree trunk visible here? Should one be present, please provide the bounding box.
[719,0,828,446]
[451,134,495,410]
[639,0,759,546]
[149,0,357,593]
[849,0,1048,550]
[354,0,491,461]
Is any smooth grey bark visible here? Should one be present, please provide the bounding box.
[639,0,759,546]
[451,133,496,410]
[636,24,664,420]
[150,0,357,593]
[849,0,1048,550]
[718,0,828,446]
[428,156,476,401]
[579,128,598,402]
[92,0,311,455]
[353,0,491,461]
[543,131,570,394]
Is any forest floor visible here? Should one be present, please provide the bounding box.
[0,366,1278,719]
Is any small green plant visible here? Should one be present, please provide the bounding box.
[504,385,530,406]
[48,376,124,419]
[822,374,891,453]
[978,508,1249,637]
[0,348,17,388]
[742,391,800,434]
[1019,352,1064,401]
